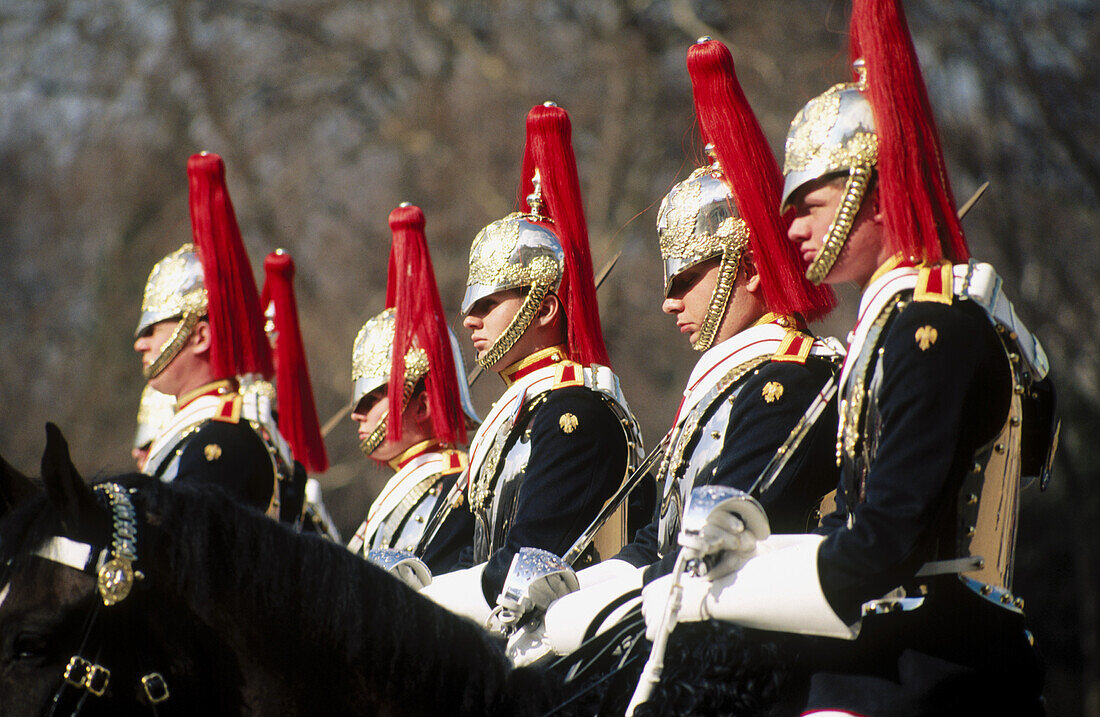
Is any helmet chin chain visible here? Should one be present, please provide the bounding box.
[693,248,742,353]
[357,374,425,458]
[143,311,200,380]
[359,413,389,456]
[805,165,872,285]
[475,280,553,371]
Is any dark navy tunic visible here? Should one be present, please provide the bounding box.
[615,356,840,583]
[463,386,631,605]
[803,297,1045,715]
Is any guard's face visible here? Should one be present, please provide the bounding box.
[787,181,841,271]
[662,259,720,347]
[134,319,187,396]
[351,389,397,461]
[787,179,885,287]
[462,289,525,364]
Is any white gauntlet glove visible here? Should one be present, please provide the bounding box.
[419,563,492,625]
[492,548,579,634]
[642,534,859,641]
[677,485,770,579]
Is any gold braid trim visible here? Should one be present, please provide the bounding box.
[805,165,873,285]
[143,311,200,380]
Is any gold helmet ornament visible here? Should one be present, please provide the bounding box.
[780,62,878,284]
[461,171,565,370]
[135,243,208,379]
[351,309,429,456]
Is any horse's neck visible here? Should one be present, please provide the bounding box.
[150,520,373,714]
[149,500,552,716]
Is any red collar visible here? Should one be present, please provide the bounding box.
[499,345,569,386]
[175,379,235,411]
[388,439,446,471]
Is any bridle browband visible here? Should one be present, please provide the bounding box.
[29,483,172,715]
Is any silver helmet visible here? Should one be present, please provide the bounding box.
[781,62,879,284]
[135,243,208,379]
[461,175,564,369]
[656,155,750,352]
[351,308,480,456]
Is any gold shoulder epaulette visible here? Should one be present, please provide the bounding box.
[772,330,813,364]
[914,263,954,305]
[211,394,242,424]
[441,449,467,476]
[553,360,585,389]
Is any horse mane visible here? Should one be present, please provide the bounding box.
[2,473,565,716]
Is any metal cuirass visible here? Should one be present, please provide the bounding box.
[471,393,548,563]
[369,475,447,554]
[656,357,768,557]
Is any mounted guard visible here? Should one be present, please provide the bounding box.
[518,37,844,670]
[346,204,479,573]
[133,152,295,518]
[421,103,646,624]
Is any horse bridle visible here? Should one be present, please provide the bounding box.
[29,483,172,715]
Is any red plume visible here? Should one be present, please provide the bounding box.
[187,152,273,379]
[850,0,969,264]
[517,104,611,367]
[385,204,465,446]
[687,39,836,321]
[262,251,329,473]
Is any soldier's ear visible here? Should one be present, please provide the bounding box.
[414,390,432,422]
[535,292,561,328]
[741,251,763,296]
[190,319,213,354]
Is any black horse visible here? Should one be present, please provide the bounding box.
[0,425,568,716]
[0,426,794,716]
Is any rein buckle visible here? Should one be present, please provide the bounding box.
[85,663,111,697]
[63,655,91,688]
[142,672,170,704]
[63,655,111,696]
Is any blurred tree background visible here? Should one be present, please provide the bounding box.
[0,1,1095,713]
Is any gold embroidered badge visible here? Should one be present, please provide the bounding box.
[762,381,784,403]
[559,413,579,434]
[915,325,938,351]
[204,444,223,461]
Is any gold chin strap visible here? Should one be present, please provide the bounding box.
[357,372,427,458]
[693,245,744,352]
[475,278,553,371]
[143,311,200,380]
[805,165,873,285]
[359,412,389,456]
